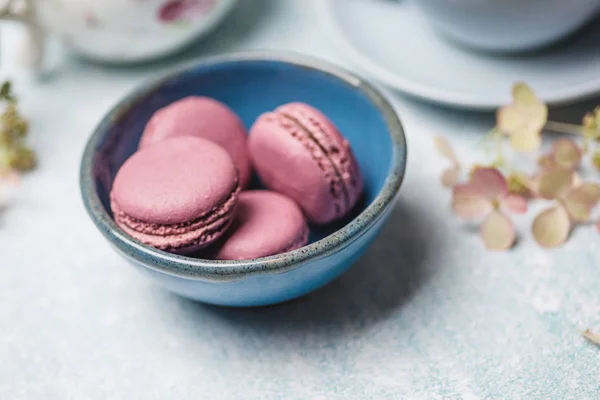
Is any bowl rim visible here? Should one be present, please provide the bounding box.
[80,51,407,282]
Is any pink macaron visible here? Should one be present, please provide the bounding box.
[110,136,241,254]
[212,190,309,260]
[139,96,252,187]
[248,102,363,224]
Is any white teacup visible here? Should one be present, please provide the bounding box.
[413,0,600,52]
[0,0,238,66]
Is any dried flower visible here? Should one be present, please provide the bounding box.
[452,168,527,250]
[0,79,35,189]
[0,81,15,102]
[532,168,600,247]
[1,103,29,143]
[506,172,535,198]
[582,107,600,150]
[434,135,460,187]
[468,164,489,179]
[583,329,600,346]
[537,139,582,171]
[0,166,19,190]
[537,154,554,169]
[5,146,35,170]
[592,151,600,170]
[532,206,571,248]
[436,81,600,251]
[535,167,574,200]
[497,82,548,152]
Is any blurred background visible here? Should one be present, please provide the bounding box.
[1,1,600,399]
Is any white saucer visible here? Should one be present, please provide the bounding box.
[317,0,600,109]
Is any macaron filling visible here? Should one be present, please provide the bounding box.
[117,214,234,252]
[111,181,240,236]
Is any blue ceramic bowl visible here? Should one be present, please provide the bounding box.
[80,52,407,307]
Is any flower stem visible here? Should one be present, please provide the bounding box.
[544,121,586,136]
[475,128,499,149]
[483,128,505,167]
[494,133,505,168]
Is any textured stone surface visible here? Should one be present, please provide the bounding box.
[1,1,599,399]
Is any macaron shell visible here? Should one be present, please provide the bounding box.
[249,103,363,224]
[140,96,252,187]
[249,112,341,224]
[111,136,239,225]
[276,102,363,211]
[115,208,234,254]
[111,182,239,236]
[213,191,309,260]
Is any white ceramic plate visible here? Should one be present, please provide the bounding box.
[317,0,600,109]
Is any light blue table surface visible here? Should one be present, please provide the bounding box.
[1,1,599,399]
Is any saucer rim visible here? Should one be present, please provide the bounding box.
[316,0,600,110]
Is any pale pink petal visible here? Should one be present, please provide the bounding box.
[512,82,539,105]
[537,154,555,170]
[571,182,600,204]
[470,167,508,199]
[452,184,493,219]
[501,193,528,214]
[497,106,524,133]
[506,172,535,198]
[508,128,542,153]
[528,173,542,196]
[498,83,547,154]
[561,182,600,222]
[537,167,573,200]
[561,198,590,223]
[497,106,545,141]
[597,220,600,232]
[572,172,583,188]
[552,139,582,170]
[583,329,600,346]
[0,170,20,188]
[532,205,571,248]
[441,166,460,188]
[481,211,515,251]
[434,136,458,163]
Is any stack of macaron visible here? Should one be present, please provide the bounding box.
[110,96,363,260]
